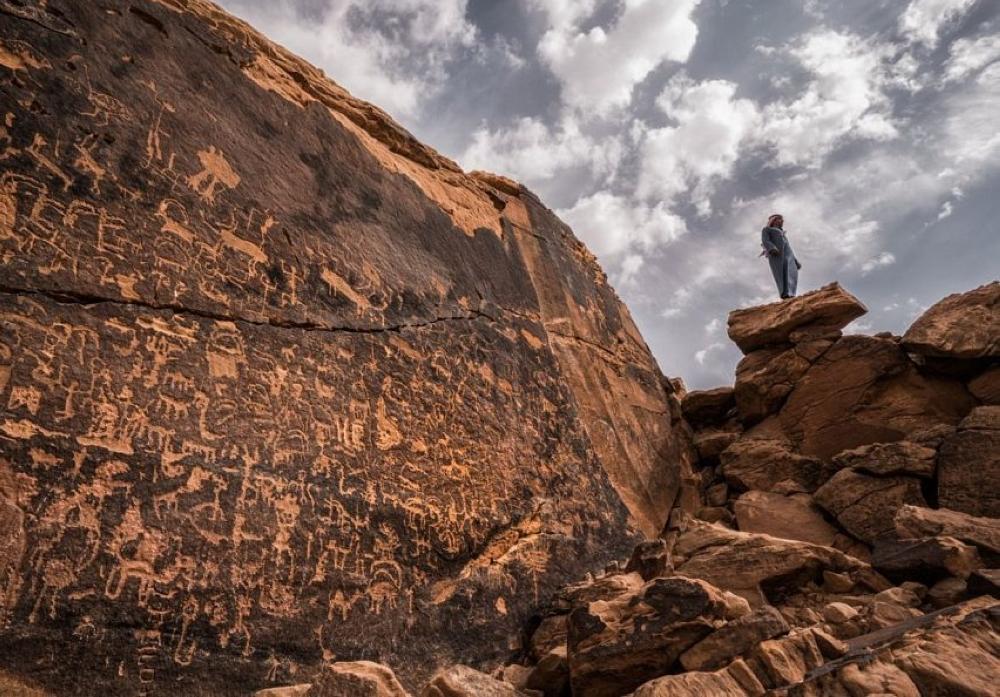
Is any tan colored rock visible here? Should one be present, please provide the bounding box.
[695,430,741,461]
[733,491,838,546]
[938,406,1000,518]
[969,366,1000,404]
[496,665,532,691]
[823,602,860,624]
[763,335,975,459]
[894,506,1000,562]
[524,647,568,697]
[705,482,730,507]
[673,522,869,605]
[254,687,311,697]
[831,441,937,479]
[872,537,981,583]
[734,348,812,424]
[422,665,527,697]
[554,572,645,611]
[926,577,968,608]
[823,571,856,594]
[727,283,867,354]
[679,605,789,671]
[529,615,568,662]
[682,387,736,428]
[566,576,737,697]
[720,439,825,494]
[625,539,671,581]
[696,506,735,526]
[836,661,919,697]
[809,627,848,659]
[891,612,1000,695]
[751,629,824,688]
[631,660,765,697]
[788,325,844,344]
[902,281,1000,359]
[869,600,921,629]
[814,469,927,544]
[874,587,922,608]
[312,662,411,697]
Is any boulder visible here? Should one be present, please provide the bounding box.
[937,406,1000,517]
[733,491,839,547]
[566,576,739,697]
[750,629,824,689]
[902,282,1000,359]
[694,430,741,462]
[926,577,969,608]
[814,469,927,544]
[891,611,1000,695]
[831,662,920,697]
[831,441,937,479]
[0,1,697,693]
[763,335,976,459]
[631,659,765,697]
[682,388,737,428]
[720,440,826,494]
[311,662,411,697]
[524,647,568,697]
[625,539,672,581]
[808,627,848,659]
[734,348,814,425]
[672,522,872,606]
[422,666,527,697]
[679,606,790,671]
[894,505,1000,565]
[727,283,867,354]
[528,616,568,662]
[969,366,1000,404]
[872,537,981,584]
[822,602,859,624]
[553,573,645,612]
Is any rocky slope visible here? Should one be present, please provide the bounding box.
[256,282,999,697]
[0,1,695,695]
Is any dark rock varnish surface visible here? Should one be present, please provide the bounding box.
[0,1,694,694]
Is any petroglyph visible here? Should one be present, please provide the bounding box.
[187,146,240,203]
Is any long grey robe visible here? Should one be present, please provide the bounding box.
[761,226,799,298]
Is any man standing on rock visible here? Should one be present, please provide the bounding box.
[761,214,801,299]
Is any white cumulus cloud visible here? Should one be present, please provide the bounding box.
[944,33,1000,82]
[899,0,978,48]
[558,191,687,259]
[758,31,899,168]
[534,0,702,114]
[218,0,476,117]
[638,74,760,213]
[459,115,622,186]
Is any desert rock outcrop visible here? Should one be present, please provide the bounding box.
[0,1,695,695]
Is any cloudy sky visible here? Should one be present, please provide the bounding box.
[217,0,1000,389]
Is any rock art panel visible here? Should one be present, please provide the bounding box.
[0,0,691,694]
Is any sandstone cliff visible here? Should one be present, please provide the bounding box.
[0,1,694,695]
[404,282,996,697]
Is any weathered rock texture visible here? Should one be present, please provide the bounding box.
[0,1,695,695]
[902,282,999,359]
[480,282,999,697]
[726,283,866,354]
